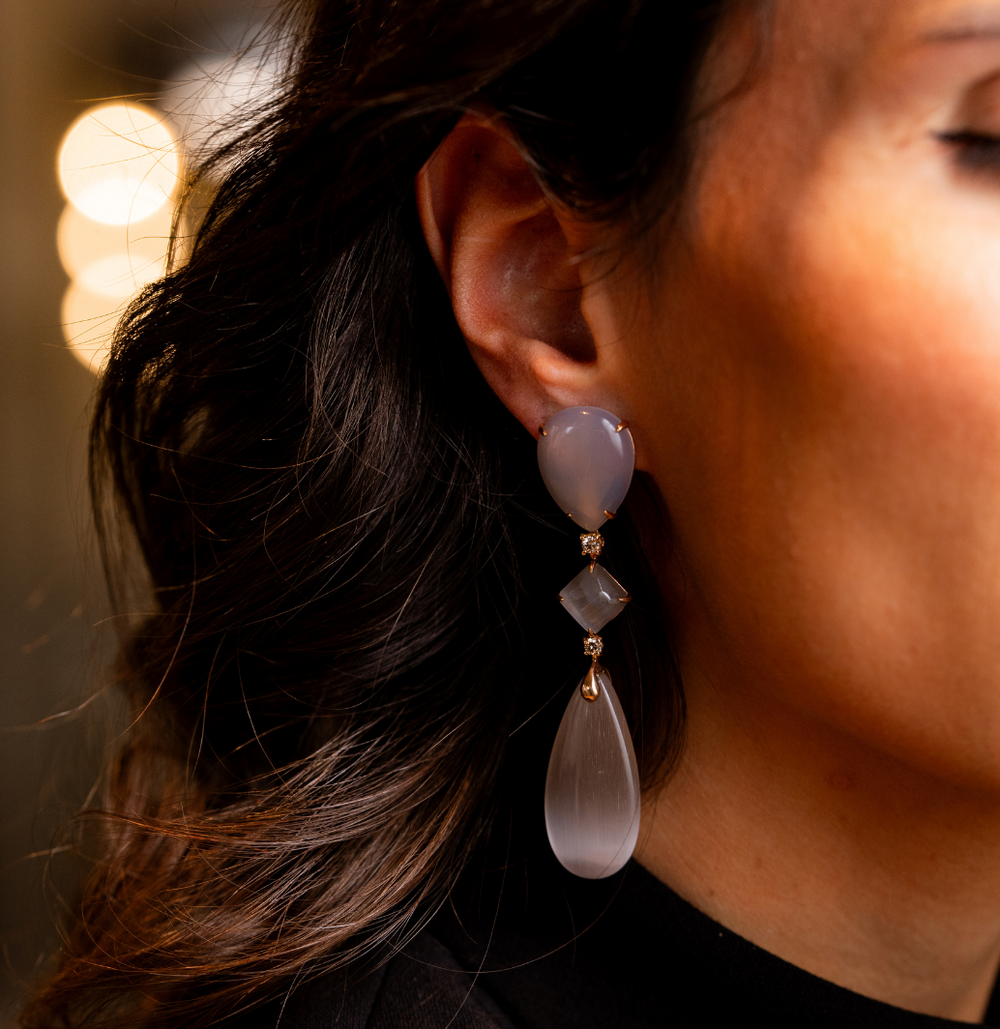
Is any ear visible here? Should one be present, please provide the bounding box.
[415,112,628,437]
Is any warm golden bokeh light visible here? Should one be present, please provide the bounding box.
[57,101,179,225]
[57,204,173,298]
[60,285,127,375]
[58,101,182,375]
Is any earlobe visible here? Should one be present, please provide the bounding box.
[415,113,620,435]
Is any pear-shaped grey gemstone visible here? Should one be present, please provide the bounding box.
[544,665,640,879]
[537,407,635,531]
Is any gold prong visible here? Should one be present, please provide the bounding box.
[616,419,629,433]
[619,595,632,603]
[604,509,617,520]
[539,426,547,436]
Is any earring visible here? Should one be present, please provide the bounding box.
[538,406,640,879]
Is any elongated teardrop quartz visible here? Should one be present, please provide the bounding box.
[545,663,640,879]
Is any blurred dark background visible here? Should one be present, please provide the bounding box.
[0,2,270,1021]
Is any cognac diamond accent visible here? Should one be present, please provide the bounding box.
[580,532,604,559]
[583,634,603,658]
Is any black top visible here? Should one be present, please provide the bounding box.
[271,857,1000,1028]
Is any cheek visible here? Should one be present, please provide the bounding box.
[643,164,1000,785]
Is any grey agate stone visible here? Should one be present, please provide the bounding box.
[560,562,629,633]
[537,407,635,530]
[545,664,640,879]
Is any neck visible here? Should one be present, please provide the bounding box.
[637,646,1000,1023]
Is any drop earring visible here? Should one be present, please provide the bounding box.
[538,406,640,879]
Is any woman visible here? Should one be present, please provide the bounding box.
[25,0,1000,1025]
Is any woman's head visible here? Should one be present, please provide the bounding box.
[452,0,1000,793]
[414,0,1000,807]
[28,2,730,1026]
[31,0,1000,1025]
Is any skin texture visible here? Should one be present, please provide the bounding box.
[417,0,1000,1020]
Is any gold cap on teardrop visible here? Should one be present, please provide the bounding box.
[581,663,602,702]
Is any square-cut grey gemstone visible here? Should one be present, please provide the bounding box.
[560,562,629,632]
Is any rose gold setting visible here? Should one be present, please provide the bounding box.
[580,661,602,702]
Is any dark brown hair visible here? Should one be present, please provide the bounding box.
[25,1,729,1025]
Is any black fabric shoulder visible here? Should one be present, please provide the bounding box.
[269,932,519,1029]
[230,853,1000,1029]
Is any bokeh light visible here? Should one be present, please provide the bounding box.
[57,102,179,225]
[57,102,181,374]
[56,52,277,374]
[57,204,173,298]
[60,286,127,376]
[162,48,281,158]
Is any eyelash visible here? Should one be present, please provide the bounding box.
[938,130,1000,171]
